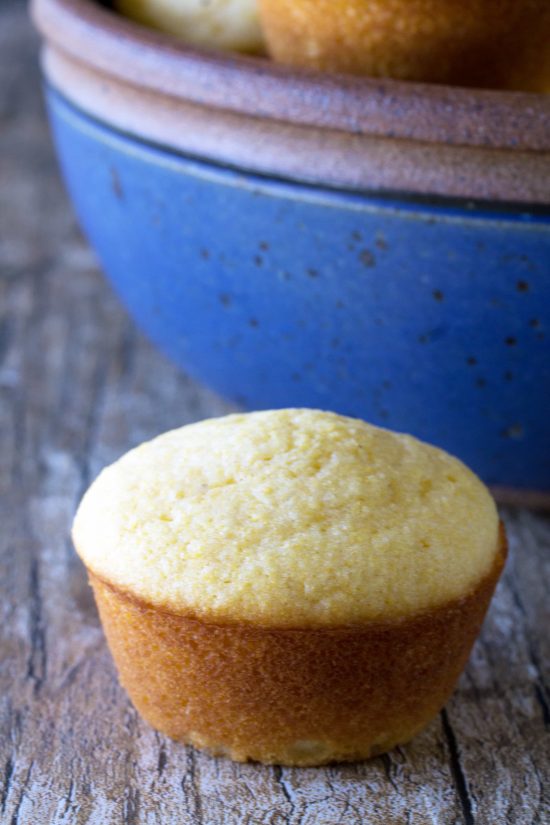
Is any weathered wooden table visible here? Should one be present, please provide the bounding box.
[1,2,548,822]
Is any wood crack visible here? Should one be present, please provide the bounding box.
[183,746,203,825]
[157,740,167,778]
[380,752,399,792]
[60,779,78,820]
[26,555,47,695]
[441,708,475,825]
[0,316,13,367]
[274,766,295,824]
[1,757,14,814]
[123,785,140,825]
[533,681,550,730]
[9,761,33,825]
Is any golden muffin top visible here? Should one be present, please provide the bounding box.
[73,409,499,627]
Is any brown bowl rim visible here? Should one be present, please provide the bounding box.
[32,0,550,151]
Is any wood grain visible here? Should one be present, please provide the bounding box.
[1,1,549,822]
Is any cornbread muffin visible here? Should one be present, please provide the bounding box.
[258,0,550,91]
[73,409,506,765]
[116,0,263,53]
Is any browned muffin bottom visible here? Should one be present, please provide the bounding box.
[89,525,506,767]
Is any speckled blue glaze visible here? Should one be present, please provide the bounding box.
[47,90,550,490]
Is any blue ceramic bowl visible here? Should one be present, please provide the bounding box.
[35,0,550,496]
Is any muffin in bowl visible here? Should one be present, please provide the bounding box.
[73,409,506,765]
[117,0,263,51]
[259,0,550,90]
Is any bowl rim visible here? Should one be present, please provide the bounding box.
[32,0,550,151]
[46,85,550,220]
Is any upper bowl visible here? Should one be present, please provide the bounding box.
[33,0,550,204]
[32,0,550,501]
